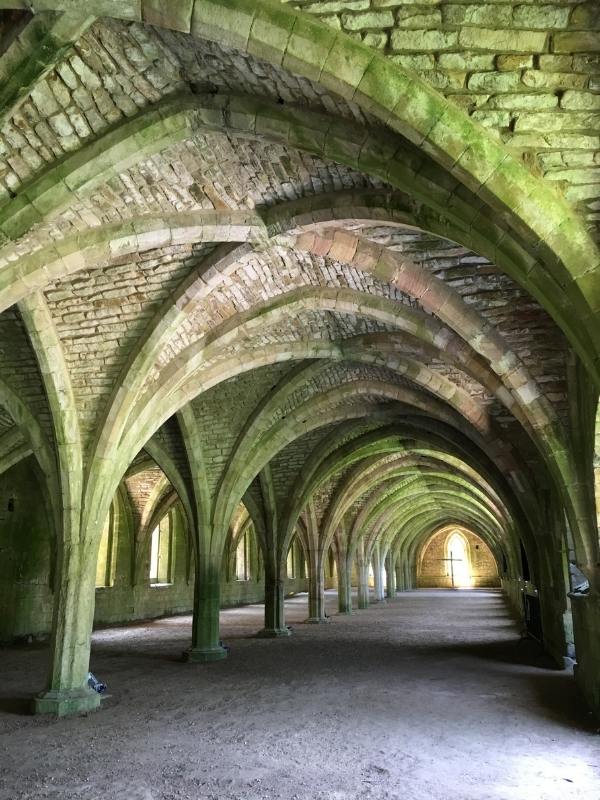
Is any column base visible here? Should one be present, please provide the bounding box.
[256,627,292,638]
[305,616,331,624]
[33,688,101,717]
[338,609,353,615]
[182,645,228,663]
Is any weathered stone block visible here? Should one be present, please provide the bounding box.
[390,29,458,53]
[514,111,600,132]
[522,70,588,90]
[513,4,571,30]
[468,71,521,92]
[341,10,394,30]
[546,166,600,184]
[572,54,600,73]
[438,53,494,71]
[554,32,600,53]
[191,0,256,51]
[496,54,533,71]
[488,93,558,111]
[395,8,442,28]
[389,54,435,70]
[561,90,600,110]
[506,132,600,150]
[443,4,512,27]
[459,28,547,53]
[539,54,573,71]
[569,2,600,30]
[283,14,338,82]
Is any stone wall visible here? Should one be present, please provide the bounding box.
[0,458,308,641]
[0,458,54,640]
[289,0,600,230]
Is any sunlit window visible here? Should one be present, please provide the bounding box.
[287,542,296,579]
[149,515,173,585]
[236,530,249,581]
[446,532,472,588]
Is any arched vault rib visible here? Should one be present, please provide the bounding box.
[109,254,557,460]
[0,1,596,360]
[109,277,586,559]
[92,274,547,483]
[319,452,509,557]
[267,416,540,568]
[214,379,533,549]
[349,475,509,563]
[0,11,95,130]
[0,91,596,377]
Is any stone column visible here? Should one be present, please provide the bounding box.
[337,551,352,614]
[385,552,396,599]
[357,557,369,609]
[306,549,328,622]
[404,561,412,590]
[395,560,404,592]
[33,541,102,716]
[571,592,600,718]
[260,553,290,637]
[372,545,385,603]
[184,550,227,662]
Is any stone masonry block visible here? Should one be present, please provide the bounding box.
[459,28,547,53]
[390,29,458,53]
[341,11,394,30]
[554,32,600,53]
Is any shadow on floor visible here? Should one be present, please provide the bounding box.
[0,695,33,715]
[440,635,556,668]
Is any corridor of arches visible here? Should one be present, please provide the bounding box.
[0,0,600,797]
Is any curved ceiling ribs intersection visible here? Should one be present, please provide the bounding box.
[0,0,599,708]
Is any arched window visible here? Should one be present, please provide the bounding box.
[235,530,249,581]
[96,504,116,589]
[287,540,296,579]
[328,549,336,580]
[446,532,471,588]
[149,514,173,585]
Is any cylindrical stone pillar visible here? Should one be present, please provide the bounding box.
[306,550,328,622]
[260,556,291,637]
[357,560,369,609]
[385,552,396,599]
[337,555,352,614]
[184,551,227,662]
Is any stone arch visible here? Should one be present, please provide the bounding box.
[3,1,596,361]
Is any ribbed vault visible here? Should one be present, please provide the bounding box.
[0,0,598,719]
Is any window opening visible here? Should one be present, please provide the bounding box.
[150,514,173,585]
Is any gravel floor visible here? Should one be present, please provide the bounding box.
[0,589,598,800]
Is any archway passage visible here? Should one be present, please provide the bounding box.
[0,2,599,795]
[418,527,500,590]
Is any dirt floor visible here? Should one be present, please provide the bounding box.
[0,589,598,800]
